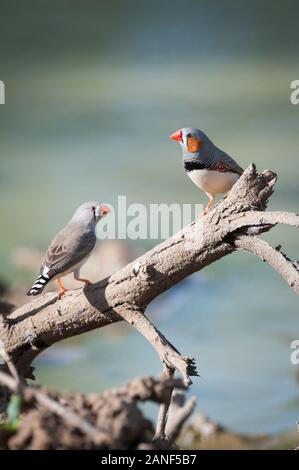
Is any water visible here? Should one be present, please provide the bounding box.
[0,1,299,435]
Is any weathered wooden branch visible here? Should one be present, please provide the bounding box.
[153,366,174,441]
[0,164,298,439]
[235,236,299,294]
[0,341,23,394]
[165,391,197,442]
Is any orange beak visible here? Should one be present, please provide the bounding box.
[170,129,183,142]
[100,204,111,216]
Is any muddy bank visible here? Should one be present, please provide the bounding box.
[0,375,187,450]
[0,373,298,450]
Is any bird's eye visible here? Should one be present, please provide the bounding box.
[91,206,96,212]
[187,133,192,138]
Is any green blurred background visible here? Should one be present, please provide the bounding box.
[0,0,298,435]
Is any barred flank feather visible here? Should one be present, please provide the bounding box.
[27,271,50,296]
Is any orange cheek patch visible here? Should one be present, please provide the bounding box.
[187,136,203,153]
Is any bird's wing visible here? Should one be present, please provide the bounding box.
[212,149,244,176]
[41,224,96,277]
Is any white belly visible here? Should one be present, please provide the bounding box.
[187,169,239,196]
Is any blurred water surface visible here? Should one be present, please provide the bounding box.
[0,0,298,435]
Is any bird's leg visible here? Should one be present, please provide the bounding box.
[73,268,92,287]
[57,277,68,298]
[202,195,215,215]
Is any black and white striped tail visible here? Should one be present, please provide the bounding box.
[27,270,51,296]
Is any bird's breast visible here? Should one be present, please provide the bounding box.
[187,169,239,196]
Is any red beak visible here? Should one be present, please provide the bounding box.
[170,129,182,142]
[100,204,111,216]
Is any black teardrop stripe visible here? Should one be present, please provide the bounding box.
[184,160,209,172]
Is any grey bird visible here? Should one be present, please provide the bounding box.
[27,201,111,297]
[170,127,243,214]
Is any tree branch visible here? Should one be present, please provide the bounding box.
[234,235,299,295]
[153,367,174,441]
[0,164,298,439]
[165,391,197,442]
[228,210,299,232]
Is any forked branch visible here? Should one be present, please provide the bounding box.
[0,164,298,440]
